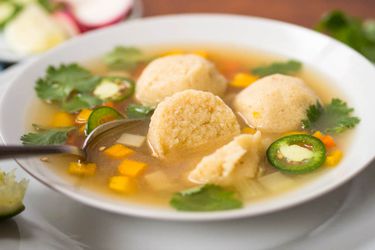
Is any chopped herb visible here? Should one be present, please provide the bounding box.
[104,46,147,70]
[170,184,243,212]
[126,104,154,119]
[302,98,360,134]
[316,10,375,62]
[36,64,100,102]
[35,64,102,112]
[251,60,302,77]
[62,94,102,113]
[21,126,75,145]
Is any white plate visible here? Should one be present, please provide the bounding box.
[0,0,143,62]
[1,63,375,250]
[0,14,374,221]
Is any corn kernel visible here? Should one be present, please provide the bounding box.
[192,50,208,58]
[118,159,147,177]
[68,162,96,176]
[313,131,324,139]
[50,112,74,127]
[75,109,92,124]
[325,150,343,167]
[108,176,137,194]
[230,73,258,88]
[253,111,261,119]
[104,144,134,158]
[242,127,257,134]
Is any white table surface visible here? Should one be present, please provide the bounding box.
[1,62,375,250]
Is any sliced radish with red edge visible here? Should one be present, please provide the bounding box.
[62,0,133,32]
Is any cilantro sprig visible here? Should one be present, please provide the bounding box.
[62,94,102,113]
[316,10,375,63]
[170,184,242,212]
[21,125,75,145]
[104,46,148,70]
[35,64,102,112]
[251,60,302,77]
[302,98,360,134]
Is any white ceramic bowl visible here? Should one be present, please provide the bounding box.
[1,14,374,221]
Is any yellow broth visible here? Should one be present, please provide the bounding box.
[27,45,352,208]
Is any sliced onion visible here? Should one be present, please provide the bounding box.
[116,133,145,148]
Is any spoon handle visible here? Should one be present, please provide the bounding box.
[0,145,83,159]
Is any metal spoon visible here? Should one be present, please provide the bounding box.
[0,119,144,160]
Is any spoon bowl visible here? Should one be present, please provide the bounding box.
[0,119,144,160]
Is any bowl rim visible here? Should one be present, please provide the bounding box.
[1,13,375,221]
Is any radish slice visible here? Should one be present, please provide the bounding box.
[53,11,81,37]
[63,0,133,31]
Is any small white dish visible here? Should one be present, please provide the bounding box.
[0,0,143,63]
[0,14,374,221]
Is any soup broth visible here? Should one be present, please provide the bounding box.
[27,45,352,209]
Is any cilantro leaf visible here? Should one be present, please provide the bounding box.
[35,64,103,112]
[126,104,154,119]
[35,78,69,102]
[316,11,375,63]
[35,64,100,102]
[170,184,243,212]
[104,46,146,70]
[301,101,323,129]
[302,98,360,134]
[62,94,102,113]
[251,60,302,77]
[21,126,75,145]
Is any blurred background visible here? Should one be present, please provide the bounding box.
[141,0,373,27]
[0,0,373,69]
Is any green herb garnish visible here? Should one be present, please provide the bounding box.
[62,94,102,113]
[126,104,154,119]
[21,125,75,145]
[316,10,375,62]
[302,98,360,134]
[170,184,243,212]
[104,46,147,70]
[251,60,302,77]
[36,64,100,102]
[35,64,102,112]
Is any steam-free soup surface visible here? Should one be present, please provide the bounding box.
[27,45,352,208]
